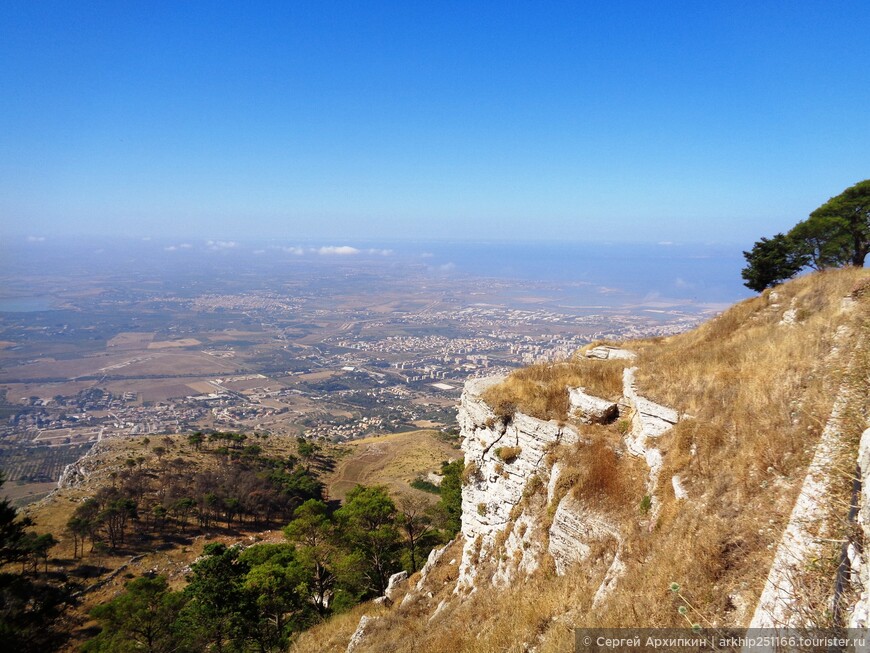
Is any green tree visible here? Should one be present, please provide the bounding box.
[0,472,70,652]
[788,215,852,270]
[283,499,335,615]
[177,543,252,652]
[239,544,314,651]
[741,233,807,292]
[83,575,185,653]
[20,532,57,574]
[170,497,196,532]
[66,516,89,559]
[799,179,870,267]
[72,497,102,552]
[437,459,463,537]
[743,180,869,292]
[296,437,318,470]
[396,494,436,572]
[0,471,31,566]
[99,496,138,549]
[334,485,401,596]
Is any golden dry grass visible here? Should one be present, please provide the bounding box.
[325,429,461,502]
[482,358,625,421]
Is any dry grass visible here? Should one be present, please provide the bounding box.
[634,268,868,486]
[482,358,625,421]
[495,446,522,463]
[325,429,461,502]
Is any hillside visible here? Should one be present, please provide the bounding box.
[7,426,458,650]
[292,267,870,652]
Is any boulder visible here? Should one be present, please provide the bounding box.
[384,570,408,600]
[346,615,377,653]
[585,346,637,361]
[568,388,618,423]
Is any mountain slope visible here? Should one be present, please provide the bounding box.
[292,267,870,653]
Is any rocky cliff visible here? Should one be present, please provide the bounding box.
[453,355,679,594]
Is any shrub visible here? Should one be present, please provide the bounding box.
[410,477,439,494]
[461,461,479,485]
[639,494,652,514]
[495,446,521,463]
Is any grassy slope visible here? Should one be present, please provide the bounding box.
[325,429,462,502]
[292,267,870,653]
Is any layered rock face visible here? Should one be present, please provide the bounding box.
[455,371,677,591]
[456,376,579,587]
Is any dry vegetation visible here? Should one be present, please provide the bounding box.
[325,429,461,502]
[482,358,625,421]
[292,268,870,652]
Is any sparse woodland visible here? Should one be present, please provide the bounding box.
[0,432,462,651]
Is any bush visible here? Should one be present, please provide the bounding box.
[461,461,479,485]
[410,477,439,494]
[495,446,521,463]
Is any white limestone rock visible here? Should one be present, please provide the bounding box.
[346,615,377,653]
[568,388,618,424]
[493,510,543,586]
[547,494,619,576]
[672,475,688,500]
[585,346,637,361]
[547,462,562,505]
[780,308,798,326]
[455,376,579,588]
[416,539,453,591]
[592,551,625,608]
[384,570,408,601]
[57,441,106,489]
[849,427,870,627]
[622,367,678,456]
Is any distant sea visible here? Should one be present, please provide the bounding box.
[401,241,752,307]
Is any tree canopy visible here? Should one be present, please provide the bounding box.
[742,179,870,291]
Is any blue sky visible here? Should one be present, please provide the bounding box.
[1,1,868,245]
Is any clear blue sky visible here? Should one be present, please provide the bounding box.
[1,1,868,245]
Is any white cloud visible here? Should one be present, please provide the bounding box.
[26,235,46,242]
[367,248,393,256]
[282,246,305,255]
[674,277,695,289]
[206,240,238,250]
[253,249,266,255]
[164,243,192,252]
[438,262,456,271]
[317,245,360,256]
[657,241,674,246]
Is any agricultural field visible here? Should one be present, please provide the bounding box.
[0,442,92,506]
